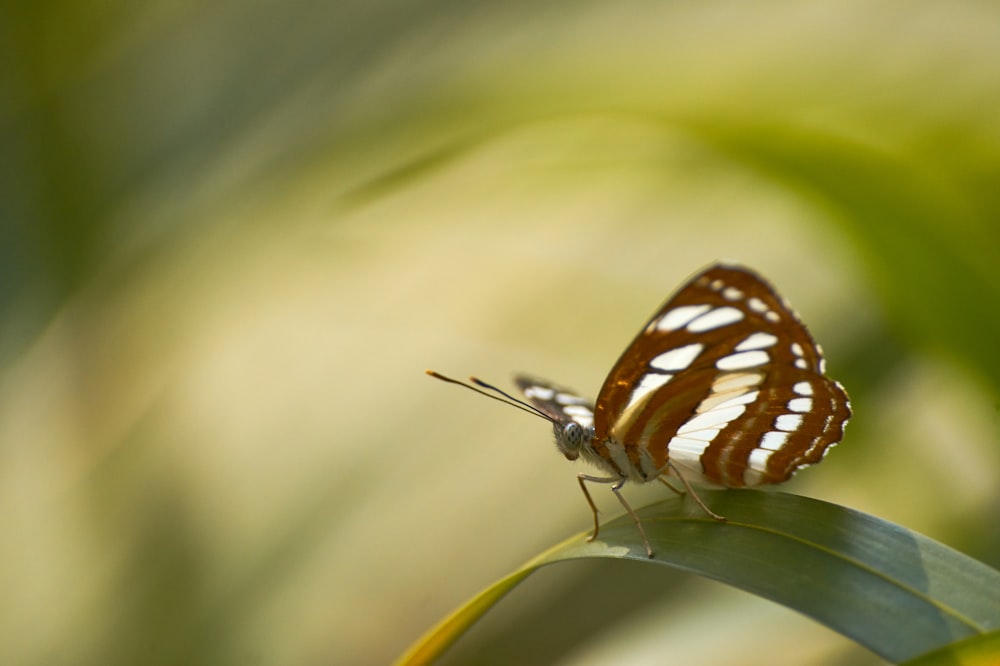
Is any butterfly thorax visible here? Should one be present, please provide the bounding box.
[553,422,653,482]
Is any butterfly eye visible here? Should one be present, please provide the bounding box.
[556,422,590,461]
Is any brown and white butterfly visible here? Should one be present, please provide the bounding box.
[428,263,850,557]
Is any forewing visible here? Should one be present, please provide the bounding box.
[593,263,850,486]
[514,375,595,429]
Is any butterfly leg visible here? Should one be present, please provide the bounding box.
[665,461,727,522]
[576,473,606,544]
[578,473,654,558]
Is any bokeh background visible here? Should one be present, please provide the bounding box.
[3,1,999,664]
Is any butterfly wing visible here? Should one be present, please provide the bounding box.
[592,263,850,487]
[514,375,595,429]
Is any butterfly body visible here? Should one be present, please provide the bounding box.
[429,263,850,557]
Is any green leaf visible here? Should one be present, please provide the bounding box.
[901,630,1000,666]
[395,491,1000,666]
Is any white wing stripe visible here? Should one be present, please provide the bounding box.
[747,448,773,471]
[562,404,594,427]
[677,404,747,434]
[716,350,770,370]
[650,343,704,372]
[687,306,745,332]
[556,392,590,405]
[712,371,765,393]
[734,332,779,351]
[788,397,813,413]
[696,387,759,414]
[654,304,712,331]
[760,430,790,450]
[667,435,713,461]
[776,414,804,432]
[625,373,672,409]
[525,386,555,400]
[682,427,722,442]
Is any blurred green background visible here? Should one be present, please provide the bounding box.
[2,1,998,664]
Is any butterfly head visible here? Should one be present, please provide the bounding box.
[553,421,593,461]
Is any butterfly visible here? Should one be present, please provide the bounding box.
[428,263,851,557]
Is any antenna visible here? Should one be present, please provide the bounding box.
[425,370,554,423]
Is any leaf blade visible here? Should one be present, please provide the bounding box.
[900,630,1000,666]
[397,491,1000,664]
